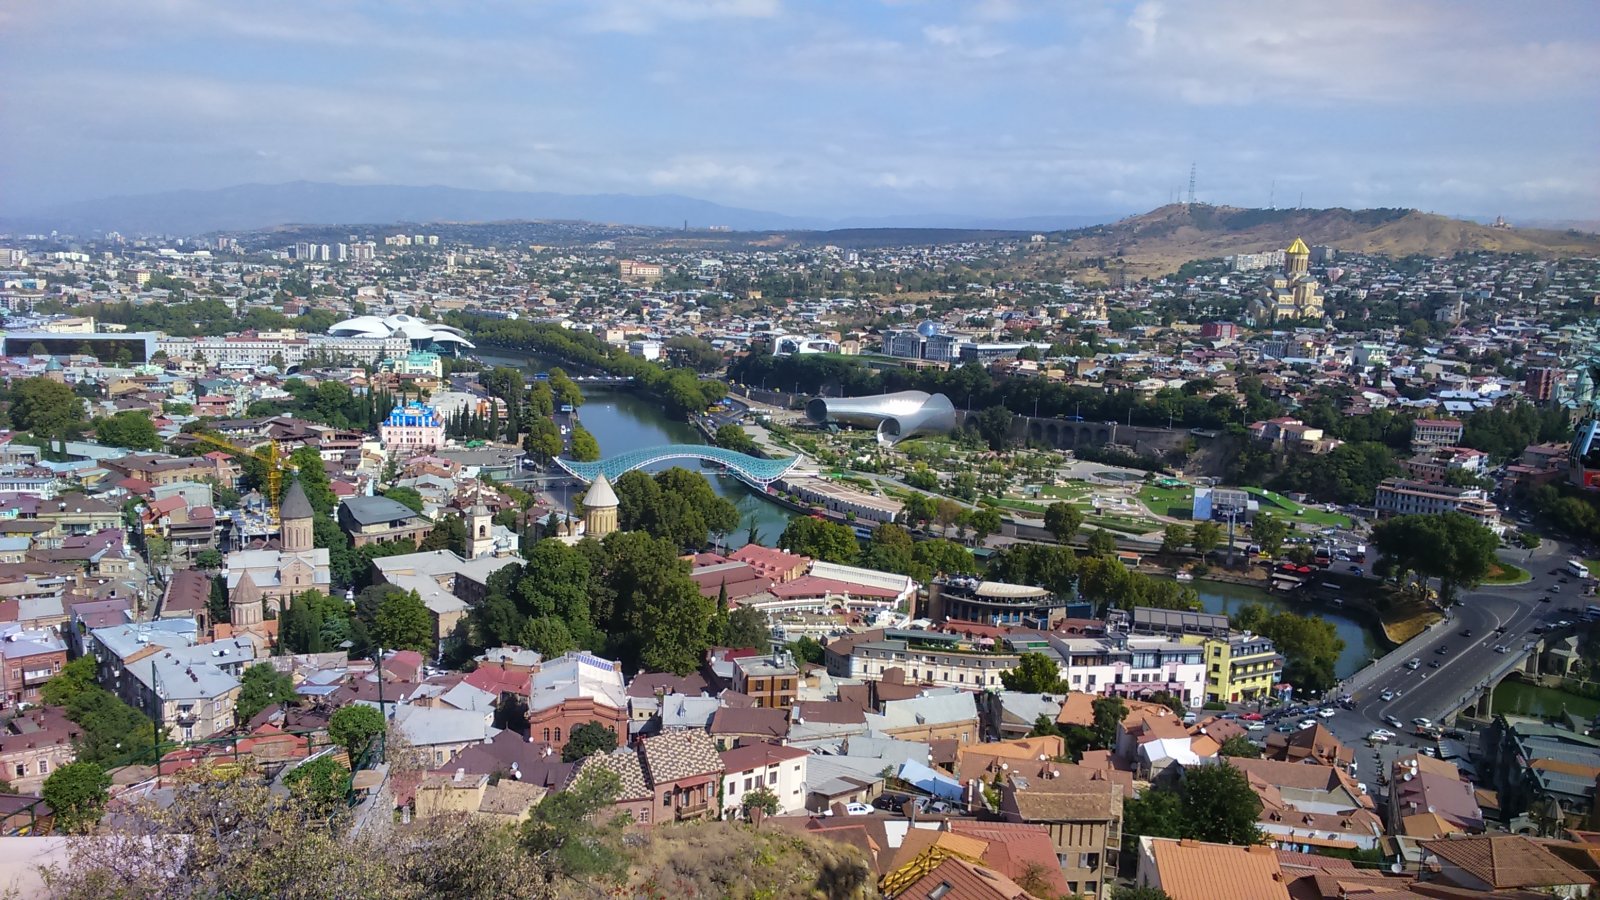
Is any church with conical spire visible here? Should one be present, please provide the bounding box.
[223,477,332,631]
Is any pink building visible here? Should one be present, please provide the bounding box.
[379,402,445,453]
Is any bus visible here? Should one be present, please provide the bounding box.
[1567,559,1590,579]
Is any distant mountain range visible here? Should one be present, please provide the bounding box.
[0,181,1117,236]
[1049,203,1600,277]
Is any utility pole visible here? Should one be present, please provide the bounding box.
[152,659,162,777]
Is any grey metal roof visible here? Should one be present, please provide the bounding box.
[339,495,424,527]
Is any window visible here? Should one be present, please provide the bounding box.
[12,764,21,778]
[768,771,778,785]
[744,777,753,791]
[663,794,671,807]
[554,728,562,743]
[38,760,48,775]
[543,728,550,742]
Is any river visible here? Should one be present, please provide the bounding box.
[475,347,1378,668]
[1194,580,1377,678]
[1492,680,1600,720]
[476,348,794,549]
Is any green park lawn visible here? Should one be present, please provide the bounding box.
[1137,482,1195,518]
[1483,561,1532,585]
[1243,487,1354,529]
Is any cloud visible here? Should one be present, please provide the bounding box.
[0,0,1594,219]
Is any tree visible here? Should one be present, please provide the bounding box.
[1190,521,1222,557]
[234,663,296,724]
[284,756,351,815]
[914,538,978,577]
[1085,529,1118,557]
[40,761,549,898]
[328,704,387,762]
[778,516,861,564]
[1181,762,1263,845]
[420,513,468,555]
[41,761,111,834]
[962,507,1003,544]
[1000,652,1067,693]
[569,423,601,462]
[724,605,772,650]
[714,422,758,454]
[1044,502,1084,543]
[1161,523,1191,555]
[1218,734,1262,758]
[41,655,98,707]
[1029,713,1064,738]
[1372,512,1499,605]
[10,377,85,440]
[1090,696,1128,750]
[788,636,826,665]
[382,486,426,514]
[521,766,629,880]
[373,590,433,653]
[1251,512,1289,557]
[741,785,780,823]
[561,721,619,762]
[193,548,224,571]
[518,616,576,657]
[1120,786,1185,857]
[93,410,162,451]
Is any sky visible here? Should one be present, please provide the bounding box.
[2,0,1597,221]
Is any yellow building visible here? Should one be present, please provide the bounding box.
[1252,237,1325,323]
[1202,632,1285,704]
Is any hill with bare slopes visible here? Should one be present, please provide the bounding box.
[1049,204,1600,278]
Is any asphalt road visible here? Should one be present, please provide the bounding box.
[1264,539,1593,787]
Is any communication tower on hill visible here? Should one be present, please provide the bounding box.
[1187,162,1196,206]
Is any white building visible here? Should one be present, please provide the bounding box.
[719,742,809,819]
[1049,634,1208,708]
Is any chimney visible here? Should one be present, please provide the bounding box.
[454,768,465,783]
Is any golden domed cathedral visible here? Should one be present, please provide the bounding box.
[1252,237,1325,323]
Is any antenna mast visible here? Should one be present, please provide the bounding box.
[1187,163,1196,206]
[1269,180,1276,210]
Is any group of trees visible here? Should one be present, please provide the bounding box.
[0,376,87,442]
[451,316,726,416]
[1122,762,1263,857]
[39,656,158,768]
[457,533,715,675]
[985,542,1202,615]
[612,467,741,551]
[1230,604,1346,693]
[1371,512,1501,605]
[279,585,435,657]
[1159,520,1225,558]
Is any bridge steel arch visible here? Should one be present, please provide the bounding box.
[553,444,801,486]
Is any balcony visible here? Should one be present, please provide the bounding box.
[674,799,711,820]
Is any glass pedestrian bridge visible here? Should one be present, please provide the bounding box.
[553,444,801,486]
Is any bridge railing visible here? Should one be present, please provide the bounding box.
[1437,641,1539,722]
[1341,609,1454,697]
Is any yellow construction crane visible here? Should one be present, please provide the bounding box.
[190,432,295,520]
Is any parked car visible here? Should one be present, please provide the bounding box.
[1366,731,1391,743]
[844,802,874,816]
[1412,717,1433,728]
[1298,719,1318,730]
[1247,722,1266,732]
[1241,712,1264,721]
[1384,714,1404,728]
[1274,723,1296,733]
[1317,708,1337,718]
